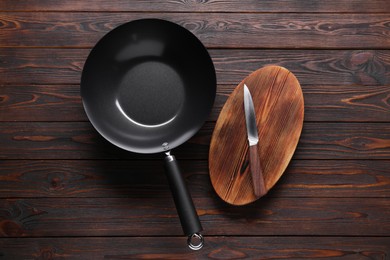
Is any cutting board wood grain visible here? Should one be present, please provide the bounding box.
[209,66,304,205]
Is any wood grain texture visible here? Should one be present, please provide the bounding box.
[0,160,389,198]
[0,122,389,160]
[0,85,83,121]
[248,144,267,198]
[1,13,389,48]
[1,84,389,122]
[1,0,389,12]
[210,66,304,205]
[0,0,389,257]
[0,197,389,237]
[1,49,389,85]
[301,84,390,122]
[1,237,389,259]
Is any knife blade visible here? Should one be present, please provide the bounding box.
[244,84,259,146]
[243,84,267,198]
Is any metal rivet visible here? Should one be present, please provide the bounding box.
[162,142,170,150]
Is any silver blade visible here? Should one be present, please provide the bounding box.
[243,84,259,146]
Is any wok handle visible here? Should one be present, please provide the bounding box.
[164,152,204,250]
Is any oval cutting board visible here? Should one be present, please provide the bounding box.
[209,66,304,205]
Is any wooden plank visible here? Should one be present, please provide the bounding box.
[0,197,389,236]
[1,237,389,259]
[0,0,389,12]
[1,49,389,86]
[212,50,390,86]
[1,84,389,122]
[0,48,85,85]
[220,84,390,123]
[281,160,390,197]
[1,13,389,48]
[300,85,390,122]
[297,123,390,159]
[0,160,388,198]
[0,122,389,160]
[0,85,83,122]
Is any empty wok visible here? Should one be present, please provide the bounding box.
[81,19,216,250]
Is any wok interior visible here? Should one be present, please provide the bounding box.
[81,19,216,154]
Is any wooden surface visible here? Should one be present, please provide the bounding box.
[209,66,304,205]
[0,1,389,259]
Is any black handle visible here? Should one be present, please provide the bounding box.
[164,153,203,249]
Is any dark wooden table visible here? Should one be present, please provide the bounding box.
[1,1,389,259]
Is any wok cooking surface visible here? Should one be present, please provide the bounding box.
[117,60,184,127]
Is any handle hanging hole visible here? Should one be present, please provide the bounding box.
[187,233,204,250]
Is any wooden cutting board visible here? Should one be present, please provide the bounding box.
[209,66,304,205]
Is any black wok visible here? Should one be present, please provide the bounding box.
[81,19,216,250]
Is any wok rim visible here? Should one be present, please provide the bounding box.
[81,18,216,154]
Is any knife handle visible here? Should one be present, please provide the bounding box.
[249,144,267,198]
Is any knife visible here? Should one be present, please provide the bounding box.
[243,84,267,198]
